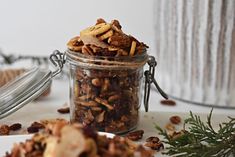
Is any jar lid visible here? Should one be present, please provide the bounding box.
[0,51,65,119]
[0,67,52,119]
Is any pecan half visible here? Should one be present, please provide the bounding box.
[146,136,160,143]
[170,115,181,124]
[96,18,106,25]
[27,126,39,133]
[0,125,10,135]
[30,122,45,129]
[126,130,144,141]
[57,107,70,114]
[9,123,22,131]
[108,34,132,49]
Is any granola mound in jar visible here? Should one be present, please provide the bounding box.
[66,19,148,134]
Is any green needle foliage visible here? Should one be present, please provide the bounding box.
[155,110,235,157]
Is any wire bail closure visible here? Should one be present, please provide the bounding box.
[49,50,66,78]
[144,56,168,112]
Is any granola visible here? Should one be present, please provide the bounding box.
[5,122,153,157]
[67,18,148,57]
[126,130,144,141]
[67,19,148,133]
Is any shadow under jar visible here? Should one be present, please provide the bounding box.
[66,50,148,134]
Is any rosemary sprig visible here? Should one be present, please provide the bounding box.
[155,109,235,157]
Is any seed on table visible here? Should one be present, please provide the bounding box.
[57,107,70,114]
[160,99,176,106]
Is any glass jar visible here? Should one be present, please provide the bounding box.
[66,50,148,134]
[0,49,166,131]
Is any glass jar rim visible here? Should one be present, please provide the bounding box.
[65,49,149,69]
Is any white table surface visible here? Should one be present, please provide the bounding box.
[1,78,234,126]
[0,79,234,156]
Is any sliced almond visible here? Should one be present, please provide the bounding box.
[129,41,137,56]
[108,46,119,51]
[95,97,114,110]
[96,111,105,123]
[77,94,93,101]
[77,100,98,107]
[98,30,113,41]
[90,106,102,112]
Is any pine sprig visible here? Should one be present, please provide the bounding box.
[155,109,235,157]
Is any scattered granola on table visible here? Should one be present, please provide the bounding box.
[67,18,149,133]
[0,119,68,136]
[5,122,154,157]
[160,99,176,106]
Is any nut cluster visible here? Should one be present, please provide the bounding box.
[67,19,148,133]
[67,18,148,57]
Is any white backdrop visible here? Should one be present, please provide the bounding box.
[0,0,155,56]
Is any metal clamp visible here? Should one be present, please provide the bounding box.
[49,50,66,78]
[144,56,168,112]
